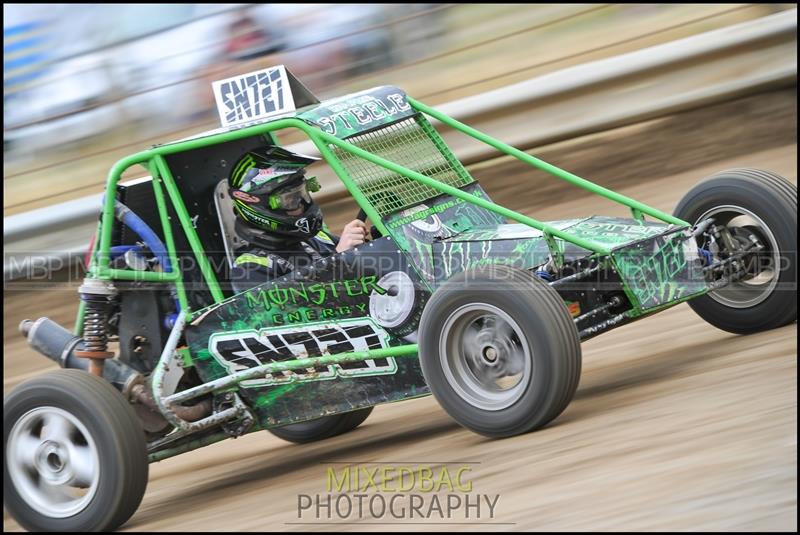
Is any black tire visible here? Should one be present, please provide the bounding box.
[418,264,582,438]
[674,168,797,334]
[4,370,148,532]
[267,407,374,444]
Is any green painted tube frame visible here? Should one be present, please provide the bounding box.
[407,97,690,227]
[149,160,191,311]
[89,95,688,314]
[165,343,420,406]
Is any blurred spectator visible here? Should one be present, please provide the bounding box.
[271,5,350,90]
[224,8,284,62]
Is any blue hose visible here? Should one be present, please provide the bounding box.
[698,247,713,267]
[107,200,181,324]
[113,201,172,273]
[110,245,142,259]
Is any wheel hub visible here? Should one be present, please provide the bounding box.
[697,205,780,308]
[482,346,498,364]
[469,323,520,375]
[441,303,532,411]
[36,441,72,485]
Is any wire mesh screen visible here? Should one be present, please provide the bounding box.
[330,115,474,217]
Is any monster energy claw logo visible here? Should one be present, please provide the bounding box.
[615,234,705,309]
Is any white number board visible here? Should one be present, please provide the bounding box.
[212,65,296,127]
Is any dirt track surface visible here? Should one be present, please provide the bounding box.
[3,92,797,531]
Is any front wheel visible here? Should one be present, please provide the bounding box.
[674,168,797,334]
[418,264,582,438]
[4,370,149,532]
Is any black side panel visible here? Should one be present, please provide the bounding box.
[117,289,169,373]
[115,135,272,310]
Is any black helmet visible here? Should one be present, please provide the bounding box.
[228,146,323,243]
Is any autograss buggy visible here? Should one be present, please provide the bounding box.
[5,75,797,531]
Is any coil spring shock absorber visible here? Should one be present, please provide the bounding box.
[74,278,117,376]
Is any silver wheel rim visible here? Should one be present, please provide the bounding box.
[7,407,100,518]
[440,303,531,411]
[697,205,780,309]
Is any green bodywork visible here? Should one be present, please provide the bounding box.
[185,238,431,429]
[79,85,707,457]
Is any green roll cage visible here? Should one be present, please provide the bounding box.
[77,95,689,340]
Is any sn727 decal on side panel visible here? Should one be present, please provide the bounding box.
[208,318,396,388]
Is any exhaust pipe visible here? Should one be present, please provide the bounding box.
[20,317,141,395]
[20,317,211,423]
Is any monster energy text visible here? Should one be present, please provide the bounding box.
[245,275,387,311]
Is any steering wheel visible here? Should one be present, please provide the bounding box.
[356,208,382,240]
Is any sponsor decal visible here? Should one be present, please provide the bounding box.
[212,65,296,127]
[208,319,396,387]
[314,94,410,137]
[295,217,310,234]
[256,166,298,180]
[613,231,706,309]
[245,275,387,311]
[566,301,581,317]
[232,190,261,203]
[300,86,415,138]
[387,198,462,229]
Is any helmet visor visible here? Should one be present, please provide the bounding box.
[269,180,312,211]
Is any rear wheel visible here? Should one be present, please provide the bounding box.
[267,407,374,444]
[4,370,149,532]
[674,168,797,334]
[418,264,582,437]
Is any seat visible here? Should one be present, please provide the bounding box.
[214,179,242,269]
